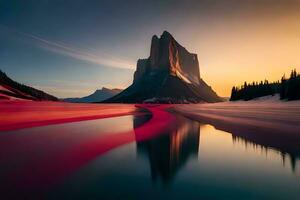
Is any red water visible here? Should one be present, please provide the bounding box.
[0,102,176,196]
[0,101,137,131]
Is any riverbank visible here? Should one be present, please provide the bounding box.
[173,98,300,158]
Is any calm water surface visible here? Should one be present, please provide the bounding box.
[1,110,299,199]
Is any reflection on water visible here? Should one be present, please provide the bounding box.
[135,113,300,189]
[196,113,300,170]
[1,109,300,199]
[231,135,299,173]
[135,114,200,184]
[198,124,300,177]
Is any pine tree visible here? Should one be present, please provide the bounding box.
[230,69,299,101]
[230,86,236,101]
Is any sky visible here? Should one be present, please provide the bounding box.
[0,0,300,98]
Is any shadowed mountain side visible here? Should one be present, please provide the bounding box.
[104,72,220,103]
[104,31,222,103]
[64,87,122,103]
[0,70,58,101]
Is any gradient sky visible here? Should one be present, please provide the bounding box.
[0,0,299,98]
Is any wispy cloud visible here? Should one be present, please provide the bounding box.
[0,24,135,69]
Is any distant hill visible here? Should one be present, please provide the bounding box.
[64,87,123,103]
[0,70,58,101]
[104,31,222,103]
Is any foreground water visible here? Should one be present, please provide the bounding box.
[1,108,299,199]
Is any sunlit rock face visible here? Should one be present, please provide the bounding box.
[105,31,222,103]
[134,31,200,85]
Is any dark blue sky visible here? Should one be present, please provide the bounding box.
[1,0,299,97]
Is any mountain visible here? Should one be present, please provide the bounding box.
[0,70,58,101]
[64,87,123,103]
[104,31,222,103]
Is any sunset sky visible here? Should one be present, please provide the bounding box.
[1,0,300,97]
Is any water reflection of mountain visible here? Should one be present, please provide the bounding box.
[134,107,300,183]
[134,114,200,184]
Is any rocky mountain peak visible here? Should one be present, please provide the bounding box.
[135,31,201,85]
[161,30,173,39]
[105,31,221,103]
[100,87,110,92]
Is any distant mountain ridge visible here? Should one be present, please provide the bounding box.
[0,70,58,101]
[64,87,123,103]
[105,31,222,103]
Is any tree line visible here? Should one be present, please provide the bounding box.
[230,69,300,101]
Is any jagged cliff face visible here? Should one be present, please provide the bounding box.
[134,31,200,85]
[105,31,221,103]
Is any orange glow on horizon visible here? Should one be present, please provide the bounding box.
[174,10,300,97]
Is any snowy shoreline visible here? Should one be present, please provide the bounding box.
[174,94,300,134]
[173,96,300,157]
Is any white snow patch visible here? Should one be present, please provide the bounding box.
[227,94,300,105]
